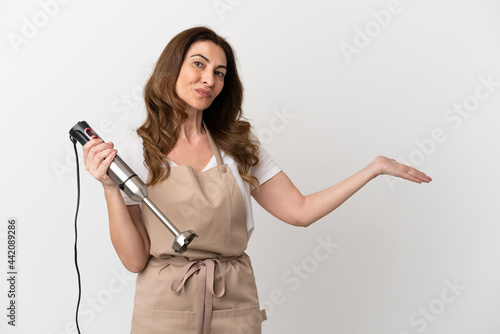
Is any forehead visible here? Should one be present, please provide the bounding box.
[185,40,227,65]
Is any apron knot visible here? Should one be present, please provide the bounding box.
[165,256,237,334]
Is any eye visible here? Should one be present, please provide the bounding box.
[215,71,225,78]
[193,61,204,68]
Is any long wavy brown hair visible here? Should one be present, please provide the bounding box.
[137,26,261,190]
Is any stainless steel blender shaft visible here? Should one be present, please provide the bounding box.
[142,197,197,254]
[142,197,181,236]
[108,156,198,254]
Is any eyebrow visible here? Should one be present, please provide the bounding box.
[190,53,227,70]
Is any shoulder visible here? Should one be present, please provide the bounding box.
[115,132,148,177]
[247,129,282,189]
[117,132,143,149]
[116,132,143,158]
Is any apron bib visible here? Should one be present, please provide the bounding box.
[131,122,266,334]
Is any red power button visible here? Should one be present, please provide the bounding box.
[85,128,100,140]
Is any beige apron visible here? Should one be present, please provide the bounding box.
[131,121,267,334]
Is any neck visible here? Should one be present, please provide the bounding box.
[178,107,205,142]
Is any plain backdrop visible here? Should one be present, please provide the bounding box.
[1,0,499,333]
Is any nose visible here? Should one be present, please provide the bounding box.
[201,71,215,87]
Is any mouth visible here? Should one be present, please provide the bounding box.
[195,89,213,98]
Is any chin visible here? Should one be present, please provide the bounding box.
[188,102,213,111]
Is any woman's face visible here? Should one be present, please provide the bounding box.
[175,40,227,112]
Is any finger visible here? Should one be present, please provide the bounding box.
[405,167,432,182]
[413,170,432,182]
[406,169,433,183]
[83,139,104,166]
[90,149,117,181]
[86,140,114,153]
[403,172,422,184]
[85,142,114,169]
[410,167,428,177]
[91,147,116,172]
[83,138,103,156]
[98,149,118,172]
[420,173,432,182]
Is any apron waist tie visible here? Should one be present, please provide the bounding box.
[162,256,239,334]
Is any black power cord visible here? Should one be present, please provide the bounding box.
[72,140,82,334]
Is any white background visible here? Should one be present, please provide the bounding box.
[1,0,500,333]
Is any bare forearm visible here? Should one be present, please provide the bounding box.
[103,185,149,272]
[301,160,379,226]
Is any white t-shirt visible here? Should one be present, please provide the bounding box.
[116,131,281,237]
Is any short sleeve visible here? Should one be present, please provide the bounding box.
[249,131,282,192]
[114,133,148,206]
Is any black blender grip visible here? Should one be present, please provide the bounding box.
[69,121,103,146]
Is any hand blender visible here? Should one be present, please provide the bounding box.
[69,121,198,254]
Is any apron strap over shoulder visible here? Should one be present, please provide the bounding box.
[203,121,225,168]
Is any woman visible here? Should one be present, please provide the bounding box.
[83,27,431,334]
